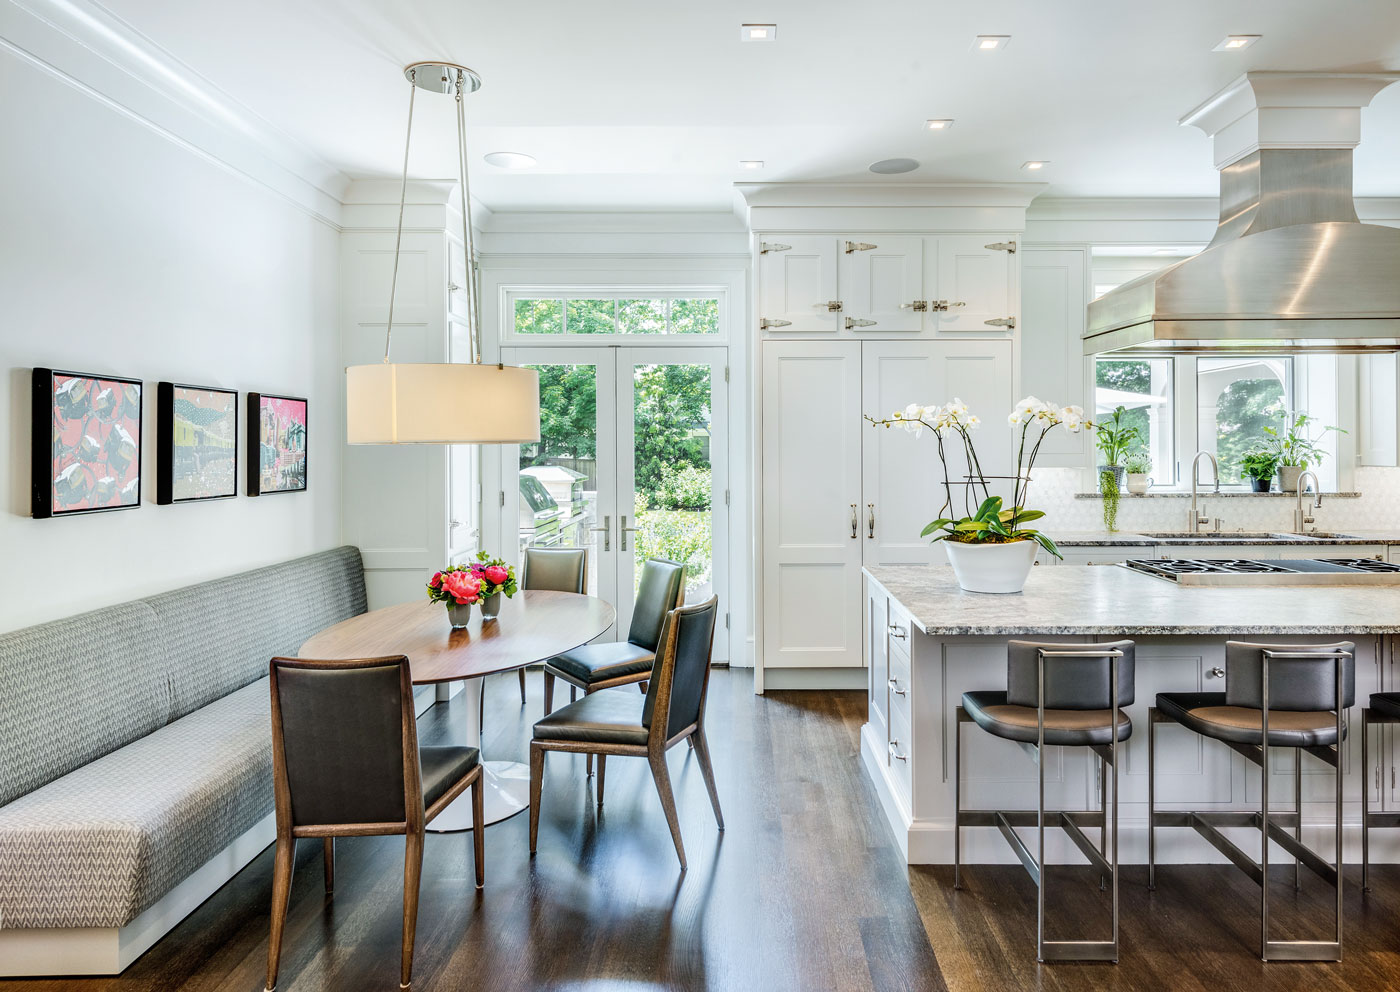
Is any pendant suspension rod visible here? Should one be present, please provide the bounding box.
[383,69,418,363]
[454,70,483,365]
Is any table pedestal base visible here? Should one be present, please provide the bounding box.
[427,759,530,831]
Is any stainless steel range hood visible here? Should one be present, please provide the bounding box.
[1085,72,1400,356]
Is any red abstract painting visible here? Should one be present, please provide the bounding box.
[33,369,143,517]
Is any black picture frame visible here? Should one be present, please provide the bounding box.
[246,392,309,496]
[31,367,144,518]
[156,382,239,505]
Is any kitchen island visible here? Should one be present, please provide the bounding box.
[861,563,1400,865]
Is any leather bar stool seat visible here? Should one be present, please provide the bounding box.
[532,692,650,747]
[1155,691,1345,747]
[545,641,656,686]
[962,690,1132,746]
[1370,691,1400,720]
[420,747,481,808]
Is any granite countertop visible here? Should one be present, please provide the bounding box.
[1049,530,1400,547]
[865,564,1400,636]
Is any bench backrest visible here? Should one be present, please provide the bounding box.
[0,546,367,807]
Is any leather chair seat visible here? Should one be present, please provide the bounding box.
[544,641,655,685]
[420,746,479,810]
[533,690,649,747]
[1156,691,1345,747]
[962,690,1132,746]
[1371,692,1400,721]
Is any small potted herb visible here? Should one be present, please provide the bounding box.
[1094,406,1141,494]
[1263,413,1345,493]
[1239,449,1278,493]
[1124,453,1153,495]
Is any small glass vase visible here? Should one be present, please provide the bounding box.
[446,602,473,629]
[480,592,501,621]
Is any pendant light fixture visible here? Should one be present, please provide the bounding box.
[346,62,540,444]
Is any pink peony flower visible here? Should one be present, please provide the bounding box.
[429,572,443,589]
[483,565,509,586]
[441,570,481,603]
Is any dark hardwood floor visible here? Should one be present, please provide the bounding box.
[7,674,1400,991]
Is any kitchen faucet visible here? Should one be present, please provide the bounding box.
[1188,451,1219,533]
[1295,470,1322,533]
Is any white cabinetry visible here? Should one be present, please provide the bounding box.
[1019,247,1090,464]
[758,236,839,334]
[933,238,1017,333]
[841,236,924,333]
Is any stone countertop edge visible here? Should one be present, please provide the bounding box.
[864,563,1400,637]
[1048,531,1400,547]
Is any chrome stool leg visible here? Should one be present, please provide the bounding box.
[1363,707,1371,893]
[954,707,963,890]
[1147,707,1157,891]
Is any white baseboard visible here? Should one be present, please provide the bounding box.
[0,811,276,977]
[762,667,867,690]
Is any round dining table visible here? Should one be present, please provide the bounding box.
[299,590,616,831]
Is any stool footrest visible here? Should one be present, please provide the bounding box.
[1187,812,1264,886]
[1365,811,1400,828]
[1264,940,1341,962]
[994,811,1040,887]
[1040,940,1119,963]
[1152,810,1337,888]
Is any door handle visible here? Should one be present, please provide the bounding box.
[619,514,641,552]
[850,504,858,539]
[888,740,908,762]
[867,503,875,539]
[589,515,611,552]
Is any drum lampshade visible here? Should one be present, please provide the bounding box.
[346,363,540,444]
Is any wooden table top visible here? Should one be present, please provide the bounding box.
[298,591,617,685]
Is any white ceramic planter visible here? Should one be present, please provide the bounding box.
[1126,473,1153,495]
[944,539,1038,594]
[1278,465,1303,493]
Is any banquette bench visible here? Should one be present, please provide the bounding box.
[0,547,368,976]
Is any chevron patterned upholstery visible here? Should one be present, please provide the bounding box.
[0,546,366,930]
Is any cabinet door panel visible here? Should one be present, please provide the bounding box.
[842,236,924,333]
[758,236,839,334]
[762,341,863,667]
[935,236,1015,333]
[1020,248,1089,462]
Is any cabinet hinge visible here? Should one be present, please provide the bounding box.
[844,240,878,254]
[984,240,1017,253]
[499,490,505,508]
[759,317,792,329]
[983,316,1016,329]
[759,241,792,254]
[845,317,878,329]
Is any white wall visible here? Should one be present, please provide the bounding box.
[0,52,341,632]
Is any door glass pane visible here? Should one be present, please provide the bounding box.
[632,363,713,603]
[1197,357,1291,486]
[519,364,599,596]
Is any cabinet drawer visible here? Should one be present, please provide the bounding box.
[888,656,912,729]
[888,704,913,802]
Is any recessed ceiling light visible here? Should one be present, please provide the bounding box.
[869,158,920,175]
[741,23,776,42]
[483,151,536,169]
[925,119,954,130]
[1021,160,1048,170]
[973,35,1010,51]
[739,160,764,170]
[1213,34,1261,51]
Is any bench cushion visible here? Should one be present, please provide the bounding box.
[0,679,273,929]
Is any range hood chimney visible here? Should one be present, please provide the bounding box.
[1084,72,1400,356]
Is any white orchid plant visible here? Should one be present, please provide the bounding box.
[865,396,1093,559]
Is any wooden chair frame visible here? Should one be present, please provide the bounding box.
[529,598,723,870]
[265,655,485,992]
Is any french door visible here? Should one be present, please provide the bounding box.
[498,346,729,661]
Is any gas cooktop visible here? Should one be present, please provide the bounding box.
[1124,558,1400,583]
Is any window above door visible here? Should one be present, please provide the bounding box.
[508,293,723,341]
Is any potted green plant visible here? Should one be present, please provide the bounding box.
[1124,452,1153,495]
[1262,413,1345,493]
[1094,406,1141,493]
[1239,449,1279,493]
[866,396,1090,593]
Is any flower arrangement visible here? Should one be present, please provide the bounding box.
[866,396,1091,561]
[427,552,517,623]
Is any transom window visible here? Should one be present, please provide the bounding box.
[513,295,720,336]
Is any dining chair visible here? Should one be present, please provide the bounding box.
[529,595,723,870]
[264,655,485,992]
[514,547,589,704]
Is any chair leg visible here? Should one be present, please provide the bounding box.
[648,750,687,870]
[323,837,334,894]
[401,829,424,990]
[1147,708,1157,891]
[639,680,648,694]
[264,837,295,992]
[571,685,577,703]
[597,754,606,808]
[1363,709,1372,893]
[692,731,724,829]
[529,743,544,855]
[518,668,527,705]
[543,671,556,716]
[1099,753,1108,891]
[472,773,485,889]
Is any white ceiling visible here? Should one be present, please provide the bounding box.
[100,0,1400,212]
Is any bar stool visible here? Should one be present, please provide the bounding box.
[954,639,1135,963]
[1149,640,1353,962]
[1362,691,1400,891]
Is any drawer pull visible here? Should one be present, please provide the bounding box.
[888,678,907,697]
[888,624,907,640]
[888,740,908,762]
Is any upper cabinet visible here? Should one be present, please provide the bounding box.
[1019,247,1091,465]
[758,234,1018,337]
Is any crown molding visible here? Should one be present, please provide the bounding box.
[736,181,1048,210]
[2,0,351,227]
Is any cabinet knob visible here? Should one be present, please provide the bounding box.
[1208,666,1225,679]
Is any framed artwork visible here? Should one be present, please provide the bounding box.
[247,392,308,496]
[156,383,238,504]
[31,368,143,518]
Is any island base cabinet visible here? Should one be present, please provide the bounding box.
[861,624,1400,866]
